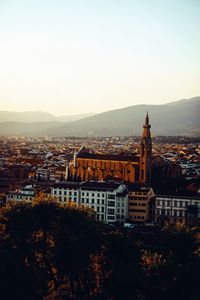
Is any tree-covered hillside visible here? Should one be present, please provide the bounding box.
[0,199,199,299]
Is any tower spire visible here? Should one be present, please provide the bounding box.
[144,111,151,129]
[139,113,152,185]
[145,111,149,126]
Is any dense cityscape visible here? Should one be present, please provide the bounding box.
[0,114,200,226]
[0,114,200,299]
[1,0,200,298]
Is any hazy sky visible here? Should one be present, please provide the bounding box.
[0,0,200,115]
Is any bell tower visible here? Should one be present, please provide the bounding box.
[139,112,152,185]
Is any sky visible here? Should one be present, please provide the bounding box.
[0,0,200,116]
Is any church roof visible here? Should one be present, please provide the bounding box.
[76,152,139,162]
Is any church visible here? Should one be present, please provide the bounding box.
[68,113,152,185]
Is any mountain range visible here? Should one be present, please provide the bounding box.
[0,97,199,137]
[0,111,94,123]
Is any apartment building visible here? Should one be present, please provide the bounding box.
[6,185,35,202]
[156,195,200,225]
[51,181,128,223]
[128,185,155,223]
[36,168,50,181]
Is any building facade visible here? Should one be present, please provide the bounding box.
[6,185,35,202]
[68,114,152,185]
[156,195,200,225]
[128,185,155,223]
[51,181,128,223]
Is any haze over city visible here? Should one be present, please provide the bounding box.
[0,0,200,115]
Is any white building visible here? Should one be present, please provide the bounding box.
[156,195,200,225]
[6,185,35,202]
[36,168,50,181]
[51,181,128,223]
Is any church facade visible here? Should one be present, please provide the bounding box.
[68,113,152,185]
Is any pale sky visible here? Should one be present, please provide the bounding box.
[0,0,200,115]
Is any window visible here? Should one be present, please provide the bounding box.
[101,207,104,213]
[107,216,115,220]
[74,192,77,196]
[64,191,66,195]
[97,199,100,205]
[97,193,100,197]
[69,191,72,196]
[102,194,105,198]
[101,200,105,205]
[86,198,89,204]
[108,201,115,207]
[59,191,62,195]
[54,190,57,195]
[129,209,145,213]
[87,192,89,196]
[92,193,94,197]
[97,206,100,212]
[82,192,84,196]
[108,194,115,199]
[108,208,115,215]
[174,201,177,207]
[92,199,94,204]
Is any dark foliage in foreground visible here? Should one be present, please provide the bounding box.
[0,200,199,300]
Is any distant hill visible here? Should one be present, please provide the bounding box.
[41,97,200,137]
[0,97,199,136]
[0,121,64,135]
[0,111,94,123]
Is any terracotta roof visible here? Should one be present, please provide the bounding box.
[76,152,139,162]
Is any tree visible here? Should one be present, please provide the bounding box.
[0,199,102,299]
[0,199,199,300]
